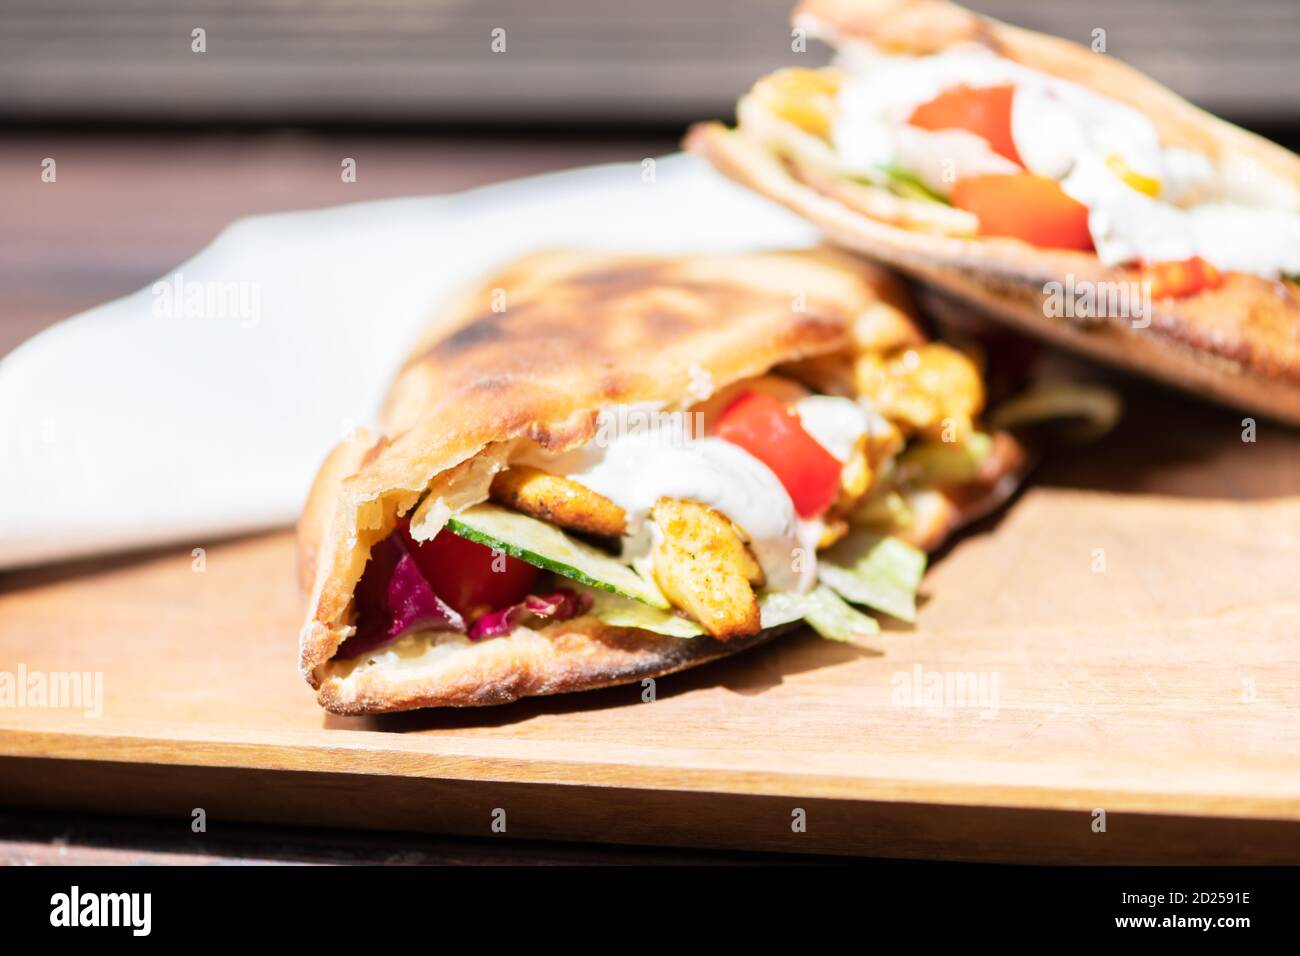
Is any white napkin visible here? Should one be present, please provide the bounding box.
[0,154,816,569]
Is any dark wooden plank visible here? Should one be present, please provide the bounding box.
[0,0,1295,123]
[6,759,1298,864]
[0,808,850,865]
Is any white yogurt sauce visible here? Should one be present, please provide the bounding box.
[831,43,1300,278]
[1064,152,1300,276]
[793,395,872,462]
[526,401,866,593]
[566,416,813,592]
[834,47,1021,194]
[833,44,1179,191]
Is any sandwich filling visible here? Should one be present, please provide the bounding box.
[332,342,1001,664]
[741,45,1300,295]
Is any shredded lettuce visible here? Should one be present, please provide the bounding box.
[757,590,806,630]
[895,432,994,488]
[574,583,705,638]
[878,163,950,204]
[761,586,880,645]
[580,565,901,645]
[817,529,927,623]
[578,580,884,645]
[852,488,912,533]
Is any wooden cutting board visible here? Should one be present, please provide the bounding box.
[3,382,1299,863]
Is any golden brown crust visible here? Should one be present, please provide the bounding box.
[316,620,791,715]
[794,0,992,56]
[296,428,375,599]
[686,0,1300,424]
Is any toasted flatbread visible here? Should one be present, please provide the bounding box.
[686,0,1300,425]
[297,248,1030,713]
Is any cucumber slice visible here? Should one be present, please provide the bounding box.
[818,530,926,623]
[447,504,670,609]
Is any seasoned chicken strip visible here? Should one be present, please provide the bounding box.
[650,498,762,641]
[489,466,627,537]
[855,343,984,442]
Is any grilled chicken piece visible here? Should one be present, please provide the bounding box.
[854,343,984,442]
[650,498,762,640]
[489,466,627,537]
[834,412,906,505]
[751,67,841,140]
[817,517,850,549]
[864,415,906,468]
[838,436,873,506]
[852,301,927,355]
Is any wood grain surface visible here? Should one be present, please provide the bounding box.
[2,381,1298,863]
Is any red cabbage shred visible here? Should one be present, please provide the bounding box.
[337,534,464,658]
[338,535,590,658]
[468,590,592,640]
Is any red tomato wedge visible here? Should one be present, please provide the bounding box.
[908,84,1024,167]
[1141,256,1223,299]
[950,174,1095,251]
[399,520,539,620]
[712,391,842,518]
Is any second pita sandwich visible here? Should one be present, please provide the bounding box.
[297,247,1079,714]
[687,0,1300,424]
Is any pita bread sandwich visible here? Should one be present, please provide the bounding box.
[298,247,1077,714]
[687,0,1300,425]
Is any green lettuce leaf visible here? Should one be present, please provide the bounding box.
[574,583,705,638]
[817,529,927,623]
[851,488,912,533]
[760,586,880,645]
[879,163,950,204]
[578,577,889,646]
[896,432,993,488]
